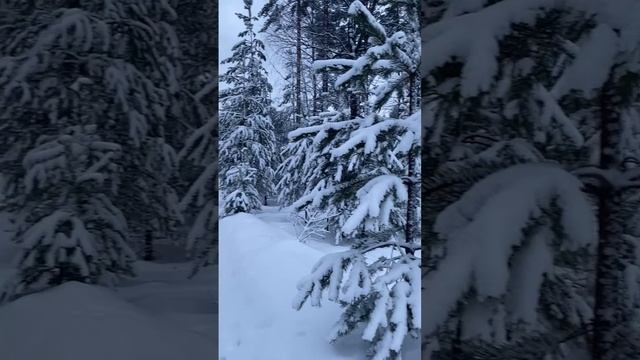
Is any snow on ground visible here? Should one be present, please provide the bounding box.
[0,213,16,287]
[220,206,420,360]
[117,261,217,348]
[0,213,217,360]
[0,281,215,360]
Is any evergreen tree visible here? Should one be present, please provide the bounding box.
[293,2,421,358]
[0,126,136,302]
[179,117,216,276]
[219,0,277,215]
[173,0,217,264]
[0,0,183,298]
[422,1,640,359]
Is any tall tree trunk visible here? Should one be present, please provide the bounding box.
[312,46,317,115]
[591,70,635,360]
[405,73,418,245]
[296,0,303,124]
[405,150,418,244]
[350,94,359,118]
[321,0,329,110]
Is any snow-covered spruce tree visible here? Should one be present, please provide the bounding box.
[0,0,183,295]
[100,0,184,255]
[278,111,352,244]
[289,0,422,244]
[179,117,216,276]
[0,126,135,302]
[118,137,184,255]
[293,2,421,358]
[422,2,595,358]
[174,0,217,101]
[172,0,218,272]
[272,0,378,214]
[286,110,368,245]
[423,1,640,359]
[219,0,277,215]
[274,130,313,206]
[275,109,342,210]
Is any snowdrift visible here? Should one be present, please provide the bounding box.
[0,282,214,360]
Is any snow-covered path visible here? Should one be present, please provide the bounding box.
[219,207,368,360]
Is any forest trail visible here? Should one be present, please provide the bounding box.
[219,207,368,360]
[254,205,297,235]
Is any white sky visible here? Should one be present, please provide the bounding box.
[219,0,286,100]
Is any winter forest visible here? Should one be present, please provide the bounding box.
[1,0,640,359]
[219,0,421,358]
[0,0,217,359]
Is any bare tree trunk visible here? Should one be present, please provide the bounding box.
[405,150,418,244]
[312,46,317,115]
[349,95,358,118]
[405,73,418,245]
[144,229,155,261]
[321,0,329,110]
[296,0,303,124]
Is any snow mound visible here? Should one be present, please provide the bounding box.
[0,282,214,360]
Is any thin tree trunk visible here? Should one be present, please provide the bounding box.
[405,73,418,246]
[312,46,317,115]
[321,0,329,110]
[144,229,155,261]
[296,0,303,124]
[452,302,464,356]
[405,151,418,245]
[350,95,358,118]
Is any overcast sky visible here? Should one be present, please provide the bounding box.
[219,0,286,99]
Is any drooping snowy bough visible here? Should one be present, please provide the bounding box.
[424,163,596,355]
[423,1,640,358]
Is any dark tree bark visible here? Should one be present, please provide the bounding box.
[591,69,636,360]
[321,0,329,110]
[295,0,303,124]
[404,73,419,245]
[144,229,155,261]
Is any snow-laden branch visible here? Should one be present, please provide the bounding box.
[551,23,618,99]
[422,0,555,97]
[330,114,420,159]
[294,249,420,359]
[571,165,640,191]
[534,84,584,146]
[342,175,407,235]
[348,1,387,41]
[425,163,596,335]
